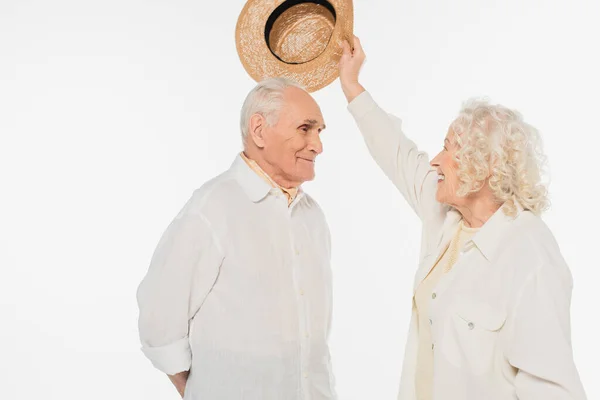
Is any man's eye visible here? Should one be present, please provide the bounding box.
[299,125,309,132]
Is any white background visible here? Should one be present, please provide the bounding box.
[1,0,598,399]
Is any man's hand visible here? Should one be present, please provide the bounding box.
[168,370,189,398]
[339,35,366,103]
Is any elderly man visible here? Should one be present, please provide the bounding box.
[136,77,335,400]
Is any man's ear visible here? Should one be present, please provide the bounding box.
[249,114,267,148]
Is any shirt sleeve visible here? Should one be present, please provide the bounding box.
[506,264,587,399]
[136,211,223,375]
[346,90,443,224]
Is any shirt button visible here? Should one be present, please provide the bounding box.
[295,249,300,256]
[305,332,309,338]
[468,322,475,330]
[304,372,308,379]
[432,293,437,299]
[299,289,304,295]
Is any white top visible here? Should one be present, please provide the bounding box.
[414,221,479,400]
[136,154,336,400]
[347,91,587,400]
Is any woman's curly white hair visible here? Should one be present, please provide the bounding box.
[450,98,550,217]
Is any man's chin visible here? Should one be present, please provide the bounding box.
[299,171,315,183]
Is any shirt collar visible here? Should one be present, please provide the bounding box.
[230,153,304,204]
[230,154,273,203]
[469,198,525,262]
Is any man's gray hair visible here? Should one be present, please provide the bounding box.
[240,77,305,145]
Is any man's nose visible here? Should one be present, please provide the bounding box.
[308,134,323,154]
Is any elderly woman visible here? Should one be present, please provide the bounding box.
[338,37,587,400]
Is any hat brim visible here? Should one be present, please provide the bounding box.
[236,0,354,93]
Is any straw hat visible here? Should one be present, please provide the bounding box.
[235,0,354,93]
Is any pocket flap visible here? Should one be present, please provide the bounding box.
[454,299,506,331]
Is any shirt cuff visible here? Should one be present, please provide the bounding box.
[141,336,192,375]
[347,90,377,120]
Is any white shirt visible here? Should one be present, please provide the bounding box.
[347,91,587,400]
[414,221,479,400]
[136,154,336,400]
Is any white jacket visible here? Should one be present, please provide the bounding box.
[347,91,587,400]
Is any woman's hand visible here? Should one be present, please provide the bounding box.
[339,35,366,103]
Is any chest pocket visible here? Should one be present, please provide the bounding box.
[442,298,507,375]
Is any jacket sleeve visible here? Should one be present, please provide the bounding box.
[506,264,587,399]
[347,91,444,226]
[136,210,223,375]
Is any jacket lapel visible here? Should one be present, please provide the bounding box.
[412,209,461,295]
